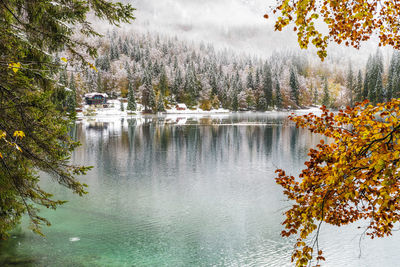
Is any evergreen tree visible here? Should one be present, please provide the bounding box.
[355,70,363,103]
[246,71,254,90]
[105,55,111,72]
[53,69,69,109]
[257,97,268,111]
[322,78,330,107]
[275,80,283,109]
[313,87,318,105]
[156,92,166,112]
[122,39,129,55]
[375,75,384,104]
[142,72,155,111]
[262,63,273,108]
[183,69,201,105]
[255,68,261,89]
[59,69,68,86]
[125,61,131,78]
[0,0,134,238]
[368,74,377,104]
[127,81,136,111]
[346,63,354,106]
[96,73,103,93]
[394,72,400,99]
[363,55,372,99]
[232,93,239,111]
[172,69,182,95]
[365,50,384,104]
[209,73,218,96]
[159,69,169,96]
[96,55,111,71]
[386,52,398,100]
[118,36,123,51]
[289,68,300,106]
[392,52,400,98]
[153,61,160,77]
[110,41,120,60]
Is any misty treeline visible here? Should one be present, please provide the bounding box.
[60,30,399,112]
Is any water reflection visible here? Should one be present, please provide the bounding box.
[2,113,398,266]
[75,114,315,181]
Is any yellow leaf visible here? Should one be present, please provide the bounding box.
[61,57,68,63]
[375,159,385,172]
[13,130,25,138]
[88,62,98,72]
[0,152,2,158]
[8,62,21,73]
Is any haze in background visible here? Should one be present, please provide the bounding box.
[124,0,289,56]
[98,0,386,65]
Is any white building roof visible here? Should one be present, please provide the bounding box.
[84,92,108,98]
[176,103,187,109]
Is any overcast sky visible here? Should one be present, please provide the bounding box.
[117,0,300,56]
[108,0,384,64]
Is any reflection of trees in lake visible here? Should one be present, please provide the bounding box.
[73,117,321,180]
[290,126,299,155]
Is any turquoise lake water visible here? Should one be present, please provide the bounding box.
[1,112,400,266]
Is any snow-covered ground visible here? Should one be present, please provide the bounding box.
[292,106,323,115]
[77,99,230,119]
[164,106,230,114]
[77,99,323,121]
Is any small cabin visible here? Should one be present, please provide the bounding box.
[175,103,187,111]
[84,93,108,105]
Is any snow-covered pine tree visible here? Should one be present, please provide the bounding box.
[159,68,169,96]
[322,77,330,107]
[246,71,254,90]
[346,62,354,106]
[142,71,155,112]
[375,74,383,104]
[262,63,273,108]
[355,70,363,103]
[127,80,136,111]
[289,68,300,107]
[275,80,283,109]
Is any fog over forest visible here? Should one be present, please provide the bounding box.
[107,0,385,65]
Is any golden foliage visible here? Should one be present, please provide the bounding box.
[8,62,21,73]
[267,1,400,60]
[276,99,400,266]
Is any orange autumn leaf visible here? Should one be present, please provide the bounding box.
[276,99,400,266]
[266,0,400,60]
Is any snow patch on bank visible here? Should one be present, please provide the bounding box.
[77,99,323,121]
[164,107,230,114]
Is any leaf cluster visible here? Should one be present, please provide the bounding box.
[276,99,400,266]
[267,0,400,60]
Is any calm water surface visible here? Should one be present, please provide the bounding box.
[1,112,400,266]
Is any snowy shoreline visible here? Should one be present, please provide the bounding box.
[76,102,323,122]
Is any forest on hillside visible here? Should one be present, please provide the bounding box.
[59,30,400,113]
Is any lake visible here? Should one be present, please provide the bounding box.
[1,112,400,266]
